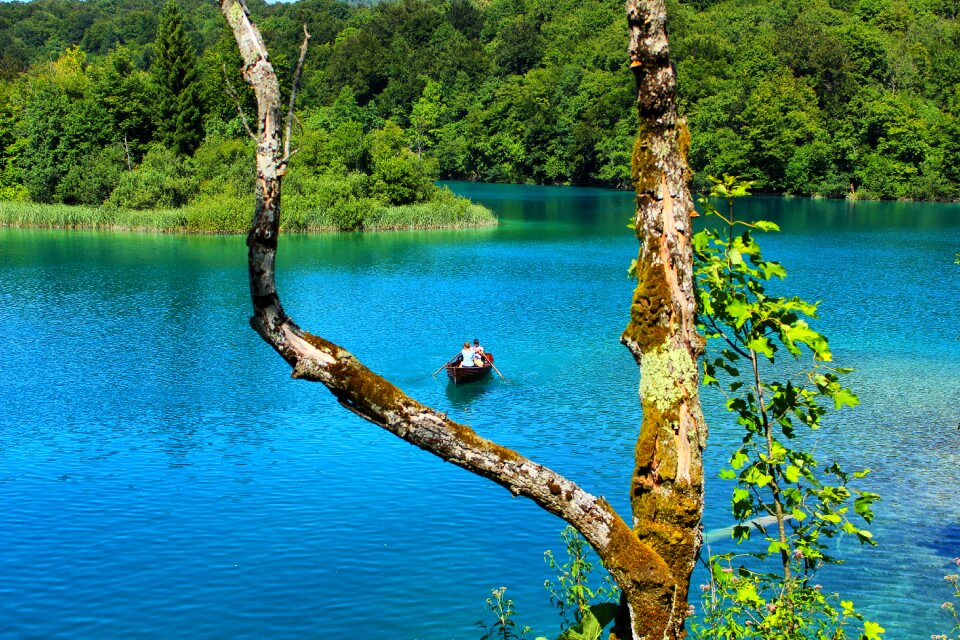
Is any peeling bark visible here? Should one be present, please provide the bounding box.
[620,1,707,638]
[216,1,703,639]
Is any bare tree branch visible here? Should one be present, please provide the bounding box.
[222,63,256,141]
[282,24,311,166]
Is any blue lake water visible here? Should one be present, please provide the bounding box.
[0,182,958,638]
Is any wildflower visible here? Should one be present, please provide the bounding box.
[766,602,777,613]
[687,605,696,616]
[942,602,955,610]
[792,549,804,560]
[813,584,823,591]
[945,574,959,583]
[954,557,960,567]
[700,584,711,592]
[722,567,733,574]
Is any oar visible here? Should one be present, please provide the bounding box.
[432,352,461,377]
[484,353,507,382]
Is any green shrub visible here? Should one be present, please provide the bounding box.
[327,197,382,231]
[370,153,438,205]
[0,183,29,202]
[56,143,127,206]
[182,193,252,232]
[192,136,255,198]
[107,145,197,209]
[284,171,374,231]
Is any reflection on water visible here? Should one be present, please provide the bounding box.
[444,376,494,408]
[0,185,958,639]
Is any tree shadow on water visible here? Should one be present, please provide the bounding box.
[923,522,960,558]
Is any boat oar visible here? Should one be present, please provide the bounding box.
[432,352,461,377]
[484,353,507,382]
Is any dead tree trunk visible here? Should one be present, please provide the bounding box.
[216,1,703,638]
[617,1,707,638]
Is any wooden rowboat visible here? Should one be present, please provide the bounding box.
[445,353,494,385]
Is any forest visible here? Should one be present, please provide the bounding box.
[0,0,958,208]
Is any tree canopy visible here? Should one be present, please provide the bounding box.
[0,0,958,200]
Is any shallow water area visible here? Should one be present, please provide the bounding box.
[1,183,958,638]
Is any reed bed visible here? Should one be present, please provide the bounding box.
[0,201,188,231]
[0,197,498,234]
[364,201,497,231]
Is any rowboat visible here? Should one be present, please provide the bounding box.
[445,353,494,385]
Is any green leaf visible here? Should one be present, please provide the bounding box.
[784,465,801,483]
[724,298,753,328]
[719,469,737,480]
[556,610,601,640]
[588,603,619,630]
[766,539,788,554]
[753,220,780,232]
[784,321,830,359]
[761,261,787,280]
[743,466,773,487]
[730,451,749,469]
[862,620,885,639]
[746,336,774,359]
[832,387,860,409]
[734,582,764,606]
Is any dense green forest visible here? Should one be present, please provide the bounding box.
[0,0,958,206]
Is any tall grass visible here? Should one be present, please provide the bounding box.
[0,195,498,234]
[364,200,497,230]
[0,201,189,231]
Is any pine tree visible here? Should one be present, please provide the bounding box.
[153,0,203,155]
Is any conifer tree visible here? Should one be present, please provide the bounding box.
[153,0,203,155]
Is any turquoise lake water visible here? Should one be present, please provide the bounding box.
[1,182,958,638]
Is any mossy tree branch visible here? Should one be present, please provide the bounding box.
[217,1,702,639]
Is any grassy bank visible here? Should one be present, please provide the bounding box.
[0,194,498,234]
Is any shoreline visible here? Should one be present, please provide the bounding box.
[0,200,499,235]
[0,221,501,234]
[440,178,960,203]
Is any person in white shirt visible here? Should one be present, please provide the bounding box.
[472,338,486,365]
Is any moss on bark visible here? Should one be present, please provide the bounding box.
[623,259,671,352]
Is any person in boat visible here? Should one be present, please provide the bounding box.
[458,341,475,367]
[472,338,486,365]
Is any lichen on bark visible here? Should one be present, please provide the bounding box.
[639,345,698,413]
